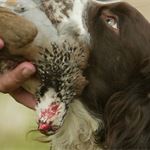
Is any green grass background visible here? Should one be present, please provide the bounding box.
[0,93,49,150]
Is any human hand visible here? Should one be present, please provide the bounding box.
[0,39,37,110]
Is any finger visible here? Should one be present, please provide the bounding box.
[0,39,4,49]
[0,62,36,93]
[10,88,37,110]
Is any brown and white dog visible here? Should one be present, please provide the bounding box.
[44,1,150,149]
[1,0,150,150]
[82,1,150,149]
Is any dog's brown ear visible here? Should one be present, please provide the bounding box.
[104,75,150,149]
[0,6,37,53]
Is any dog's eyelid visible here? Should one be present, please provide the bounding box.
[105,15,118,28]
[100,11,118,24]
[100,10,119,33]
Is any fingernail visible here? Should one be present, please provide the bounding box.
[22,68,36,78]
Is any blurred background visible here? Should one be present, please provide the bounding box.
[0,0,150,150]
[125,0,150,21]
[0,94,49,150]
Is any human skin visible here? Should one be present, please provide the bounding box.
[0,39,37,110]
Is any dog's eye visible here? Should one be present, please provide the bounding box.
[105,16,118,29]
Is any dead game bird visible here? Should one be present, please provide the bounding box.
[0,0,90,137]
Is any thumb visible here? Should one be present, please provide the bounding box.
[0,62,36,93]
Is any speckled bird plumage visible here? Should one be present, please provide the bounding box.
[41,0,74,26]
[37,41,88,100]
[0,0,91,137]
